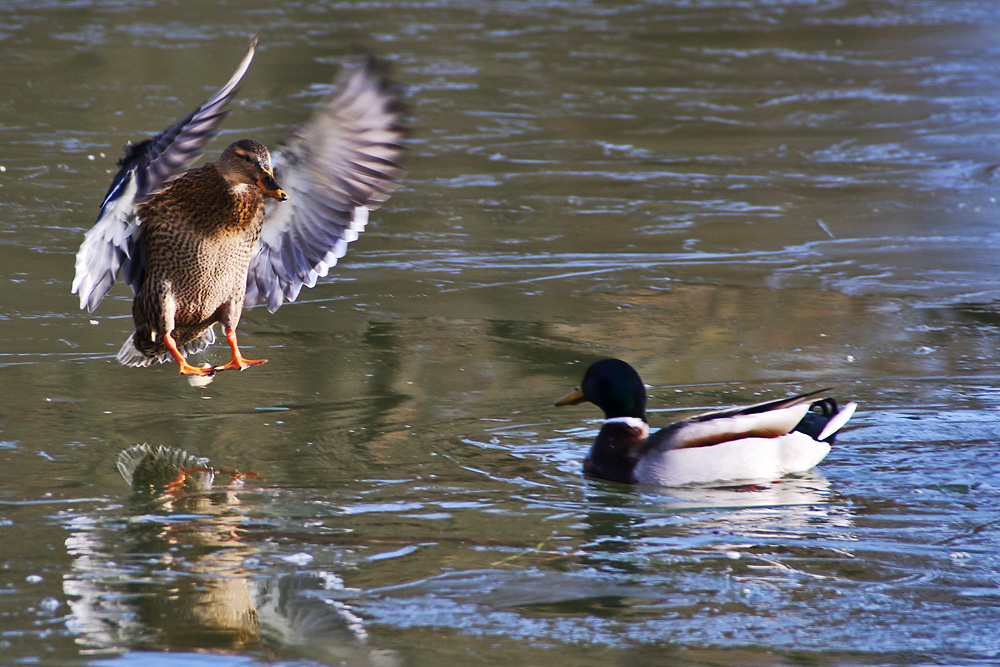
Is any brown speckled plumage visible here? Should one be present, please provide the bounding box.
[131,155,266,362]
[112,138,286,376]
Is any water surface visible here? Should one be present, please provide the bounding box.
[3,1,1000,665]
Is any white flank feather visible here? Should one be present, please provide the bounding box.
[633,433,831,487]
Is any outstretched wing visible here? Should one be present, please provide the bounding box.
[245,56,407,313]
[72,38,257,312]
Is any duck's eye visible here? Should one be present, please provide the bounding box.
[240,154,253,164]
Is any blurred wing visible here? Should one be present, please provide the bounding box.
[245,56,407,313]
[72,38,257,312]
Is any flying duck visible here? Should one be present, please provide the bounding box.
[73,37,406,376]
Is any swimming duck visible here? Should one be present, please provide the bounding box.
[72,38,406,376]
[554,358,857,486]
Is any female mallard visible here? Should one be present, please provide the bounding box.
[555,358,857,486]
[73,38,406,376]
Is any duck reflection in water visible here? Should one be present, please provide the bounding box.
[60,444,396,665]
[576,470,856,577]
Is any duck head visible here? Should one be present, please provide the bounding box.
[554,358,648,421]
[219,139,288,202]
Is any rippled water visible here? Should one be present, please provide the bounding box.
[3,1,1000,665]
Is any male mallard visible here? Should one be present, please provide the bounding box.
[73,38,406,376]
[555,358,857,486]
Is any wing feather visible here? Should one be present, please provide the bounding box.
[245,55,407,313]
[650,388,833,452]
[660,403,813,450]
[72,38,257,312]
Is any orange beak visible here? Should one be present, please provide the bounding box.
[257,168,288,202]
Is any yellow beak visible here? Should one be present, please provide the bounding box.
[553,387,586,407]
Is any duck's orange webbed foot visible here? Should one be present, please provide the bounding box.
[179,361,216,377]
[163,332,216,377]
[213,356,268,372]
[213,327,268,372]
